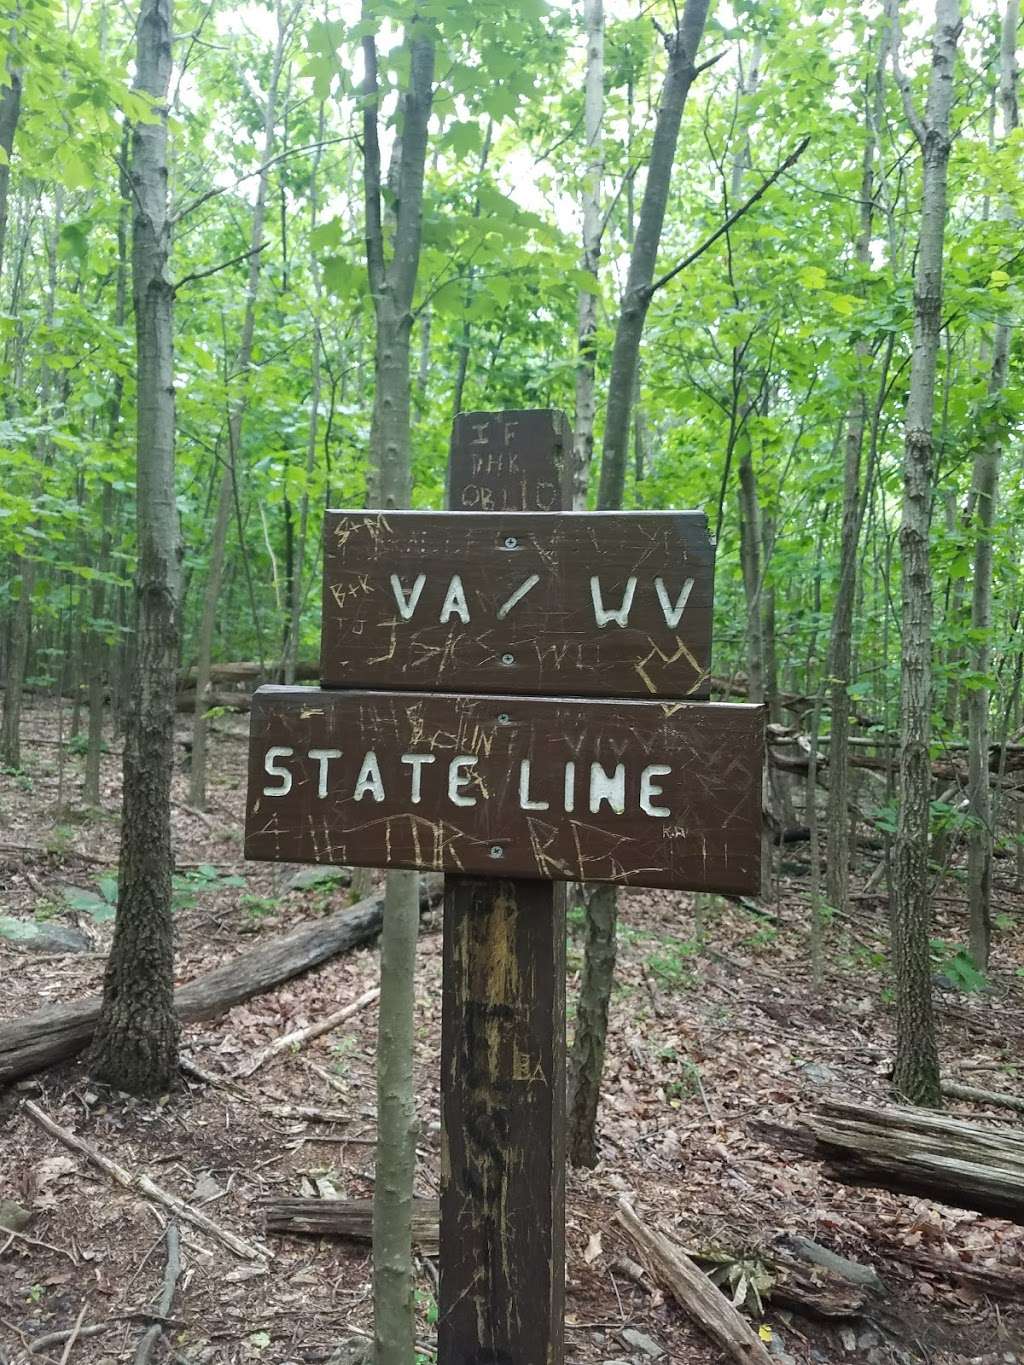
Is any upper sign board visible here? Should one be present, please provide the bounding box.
[245,686,762,893]
[321,511,714,699]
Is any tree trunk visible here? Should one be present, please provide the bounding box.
[85,140,130,808]
[567,881,616,1167]
[571,0,603,510]
[189,3,290,807]
[361,15,435,1363]
[0,55,21,279]
[88,0,180,1098]
[825,35,887,915]
[737,433,765,707]
[569,0,712,1168]
[889,0,961,1108]
[372,869,419,1363]
[965,0,1018,969]
[285,106,325,685]
[2,187,61,770]
[0,553,32,769]
[595,0,711,511]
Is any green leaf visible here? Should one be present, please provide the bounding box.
[444,120,482,159]
[322,256,364,297]
[59,154,93,190]
[310,219,345,253]
[797,265,827,290]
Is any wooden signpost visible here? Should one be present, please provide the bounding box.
[244,409,764,1365]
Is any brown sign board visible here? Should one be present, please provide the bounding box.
[320,510,714,700]
[245,686,763,894]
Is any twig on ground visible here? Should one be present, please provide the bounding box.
[0,1226,79,1264]
[267,1103,356,1123]
[179,1054,241,1090]
[23,1101,268,1261]
[235,985,380,1078]
[57,1305,87,1365]
[133,1223,182,1365]
[305,1059,348,1095]
[28,1323,112,1355]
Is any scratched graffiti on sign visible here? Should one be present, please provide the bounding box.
[244,686,763,893]
[320,510,715,699]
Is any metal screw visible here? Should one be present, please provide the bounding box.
[503,535,518,549]
[489,844,505,859]
[501,653,515,666]
[497,712,511,724]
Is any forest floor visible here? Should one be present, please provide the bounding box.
[2,700,1024,1365]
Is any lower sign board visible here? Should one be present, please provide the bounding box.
[245,686,764,893]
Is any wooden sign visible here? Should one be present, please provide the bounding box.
[244,685,763,893]
[321,510,714,699]
[244,408,765,1365]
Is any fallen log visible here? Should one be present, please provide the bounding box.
[263,1196,438,1252]
[0,877,443,1085]
[765,1101,1024,1223]
[870,1240,1024,1300]
[942,1081,1024,1115]
[178,660,319,687]
[615,1199,772,1365]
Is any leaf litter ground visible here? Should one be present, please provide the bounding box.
[2,701,1024,1365]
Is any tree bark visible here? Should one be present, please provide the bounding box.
[889,0,961,1108]
[571,0,603,510]
[569,0,712,1167]
[88,0,181,1097]
[361,15,435,1363]
[965,0,1018,969]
